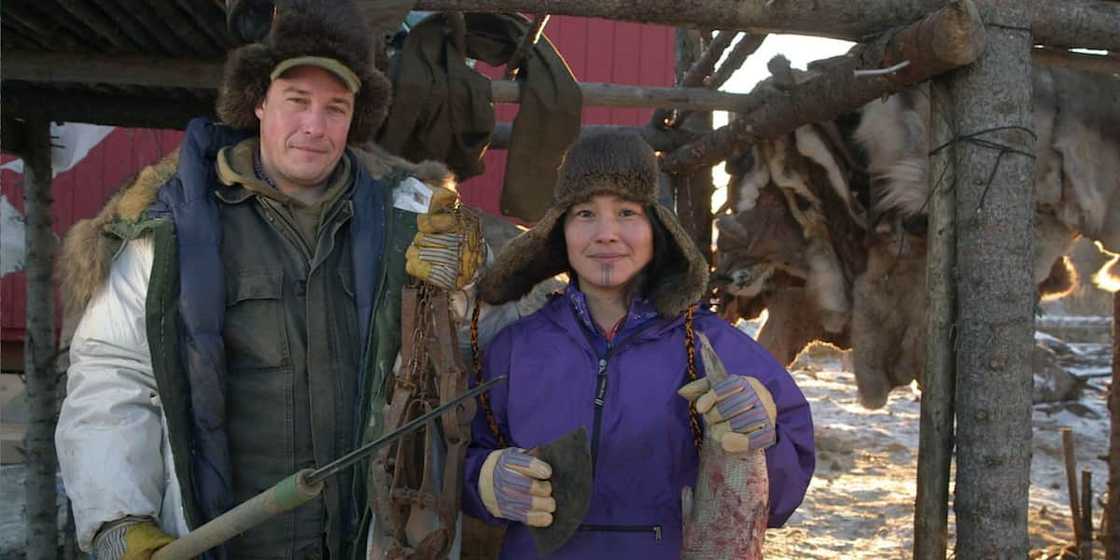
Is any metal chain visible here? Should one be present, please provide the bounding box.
[471,293,507,447]
[683,304,703,451]
[405,283,435,396]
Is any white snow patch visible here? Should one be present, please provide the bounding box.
[764,342,1111,557]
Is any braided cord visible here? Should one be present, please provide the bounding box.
[683,305,703,451]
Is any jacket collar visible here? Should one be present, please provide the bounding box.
[541,284,687,352]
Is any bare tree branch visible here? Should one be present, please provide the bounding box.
[708,33,767,90]
[660,0,986,173]
[651,30,739,128]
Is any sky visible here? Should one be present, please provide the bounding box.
[710,34,853,210]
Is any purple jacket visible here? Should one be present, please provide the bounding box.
[463,289,815,559]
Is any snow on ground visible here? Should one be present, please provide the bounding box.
[763,342,1112,558]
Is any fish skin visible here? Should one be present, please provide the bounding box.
[681,334,769,560]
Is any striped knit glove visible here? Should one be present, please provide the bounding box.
[680,375,777,454]
[479,447,556,527]
[93,519,174,560]
[405,185,486,290]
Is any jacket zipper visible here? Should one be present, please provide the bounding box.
[590,355,609,476]
[586,322,662,476]
[578,524,663,542]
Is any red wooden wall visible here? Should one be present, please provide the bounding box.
[0,17,676,348]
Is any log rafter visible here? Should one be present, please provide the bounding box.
[660,0,988,173]
[413,0,1120,51]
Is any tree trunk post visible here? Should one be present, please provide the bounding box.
[949,2,1036,558]
[22,114,60,560]
[914,78,957,560]
[1108,291,1120,560]
[671,28,714,265]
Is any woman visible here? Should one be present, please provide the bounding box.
[463,132,814,558]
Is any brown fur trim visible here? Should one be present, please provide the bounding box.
[479,131,709,317]
[216,43,274,132]
[650,205,710,317]
[477,207,568,307]
[214,0,391,143]
[58,150,180,319]
[351,143,455,190]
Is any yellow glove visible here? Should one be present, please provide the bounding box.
[93,519,174,560]
[679,375,777,454]
[479,447,556,527]
[405,185,486,290]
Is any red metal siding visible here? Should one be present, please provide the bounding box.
[1,18,676,343]
[1,129,183,342]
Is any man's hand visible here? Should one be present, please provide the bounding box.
[405,185,486,291]
[479,447,556,527]
[679,375,777,454]
[93,519,174,560]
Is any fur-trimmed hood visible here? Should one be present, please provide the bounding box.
[477,131,709,317]
[59,143,453,322]
[216,0,392,144]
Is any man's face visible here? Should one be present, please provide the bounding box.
[255,65,354,192]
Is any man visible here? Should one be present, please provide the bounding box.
[55,2,486,558]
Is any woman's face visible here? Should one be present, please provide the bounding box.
[563,194,654,297]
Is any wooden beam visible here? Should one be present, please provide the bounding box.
[1033,47,1120,76]
[413,0,1120,51]
[490,123,698,152]
[913,79,956,560]
[491,79,760,111]
[660,0,986,173]
[4,51,766,113]
[54,0,139,51]
[2,52,225,89]
[2,87,217,130]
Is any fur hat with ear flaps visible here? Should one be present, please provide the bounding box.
[216,0,392,144]
[478,131,710,317]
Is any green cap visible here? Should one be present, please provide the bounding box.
[270,56,361,93]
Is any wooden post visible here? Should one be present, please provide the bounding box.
[949,1,1036,557]
[671,29,714,265]
[1109,291,1120,560]
[1082,469,1095,560]
[21,115,60,560]
[1064,428,1085,546]
[913,79,957,560]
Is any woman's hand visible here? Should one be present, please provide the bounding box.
[479,447,556,527]
[679,375,777,454]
